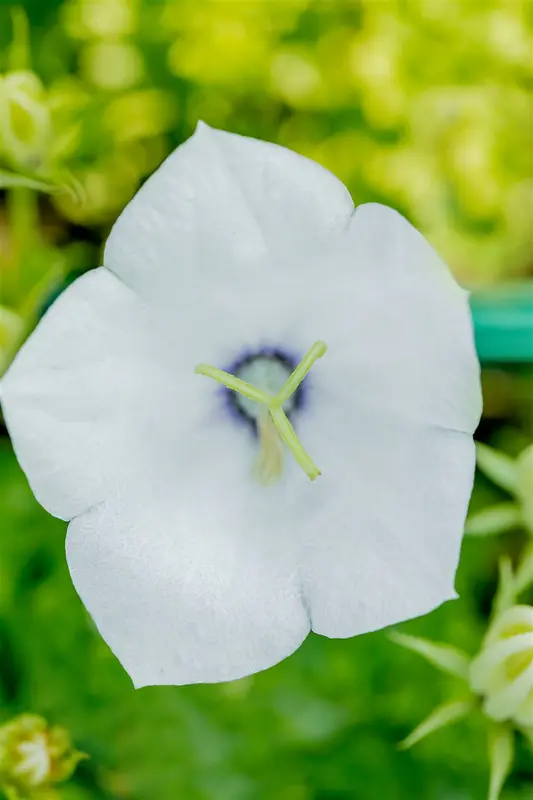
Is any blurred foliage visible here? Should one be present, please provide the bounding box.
[1,0,532,286]
[0,0,533,799]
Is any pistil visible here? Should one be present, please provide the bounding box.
[195,340,327,483]
[255,409,285,486]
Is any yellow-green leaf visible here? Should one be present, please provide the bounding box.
[0,306,24,349]
[517,444,533,535]
[492,555,517,618]
[0,169,58,193]
[465,502,523,537]
[521,726,533,751]
[399,700,474,750]
[390,632,471,680]
[488,726,514,800]
[476,442,519,495]
[515,542,533,595]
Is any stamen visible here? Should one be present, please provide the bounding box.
[255,409,285,486]
[268,407,321,481]
[195,341,327,482]
[194,364,271,405]
[272,340,327,408]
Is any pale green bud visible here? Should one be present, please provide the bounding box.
[470,605,533,729]
[0,70,51,171]
[0,714,86,796]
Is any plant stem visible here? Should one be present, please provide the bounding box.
[8,186,38,255]
[5,187,39,302]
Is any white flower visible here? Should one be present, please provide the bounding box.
[470,605,533,728]
[0,122,482,687]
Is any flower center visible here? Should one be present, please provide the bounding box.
[230,350,300,423]
[195,341,327,485]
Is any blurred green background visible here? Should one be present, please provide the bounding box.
[0,1,532,799]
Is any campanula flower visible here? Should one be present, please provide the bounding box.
[0,123,482,686]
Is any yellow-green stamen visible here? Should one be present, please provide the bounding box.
[272,340,327,408]
[194,364,271,406]
[268,406,321,481]
[195,340,327,483]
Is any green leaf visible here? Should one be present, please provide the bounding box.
[520,726,533,751]
[0,307,24,376]
[514,542,533,595]
[0,169,58,193]
[51,170,86,204]
[0,306,24,349]
[517,445,533,535]
[0,169,82,204]
[488,726,514,800]
[465,502,523,537]
[3,786,24,800]
[389,632,471,680]
[476,442,519,495]
[399,700,474,750]
[492,555,517,618]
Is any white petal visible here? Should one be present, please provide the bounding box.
[66,462,310,687]
[0,268,214,520]
[306,203,482,435]
[296,415,474,637]
[103,122,354,303]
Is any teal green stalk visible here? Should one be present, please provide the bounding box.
[470,284,533,364]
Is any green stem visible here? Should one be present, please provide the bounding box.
[5,187,39,302]
[8,187,38,253]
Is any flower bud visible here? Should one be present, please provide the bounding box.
[0,714,86,795]
[0,70,51,171]
[470,605,533,728]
